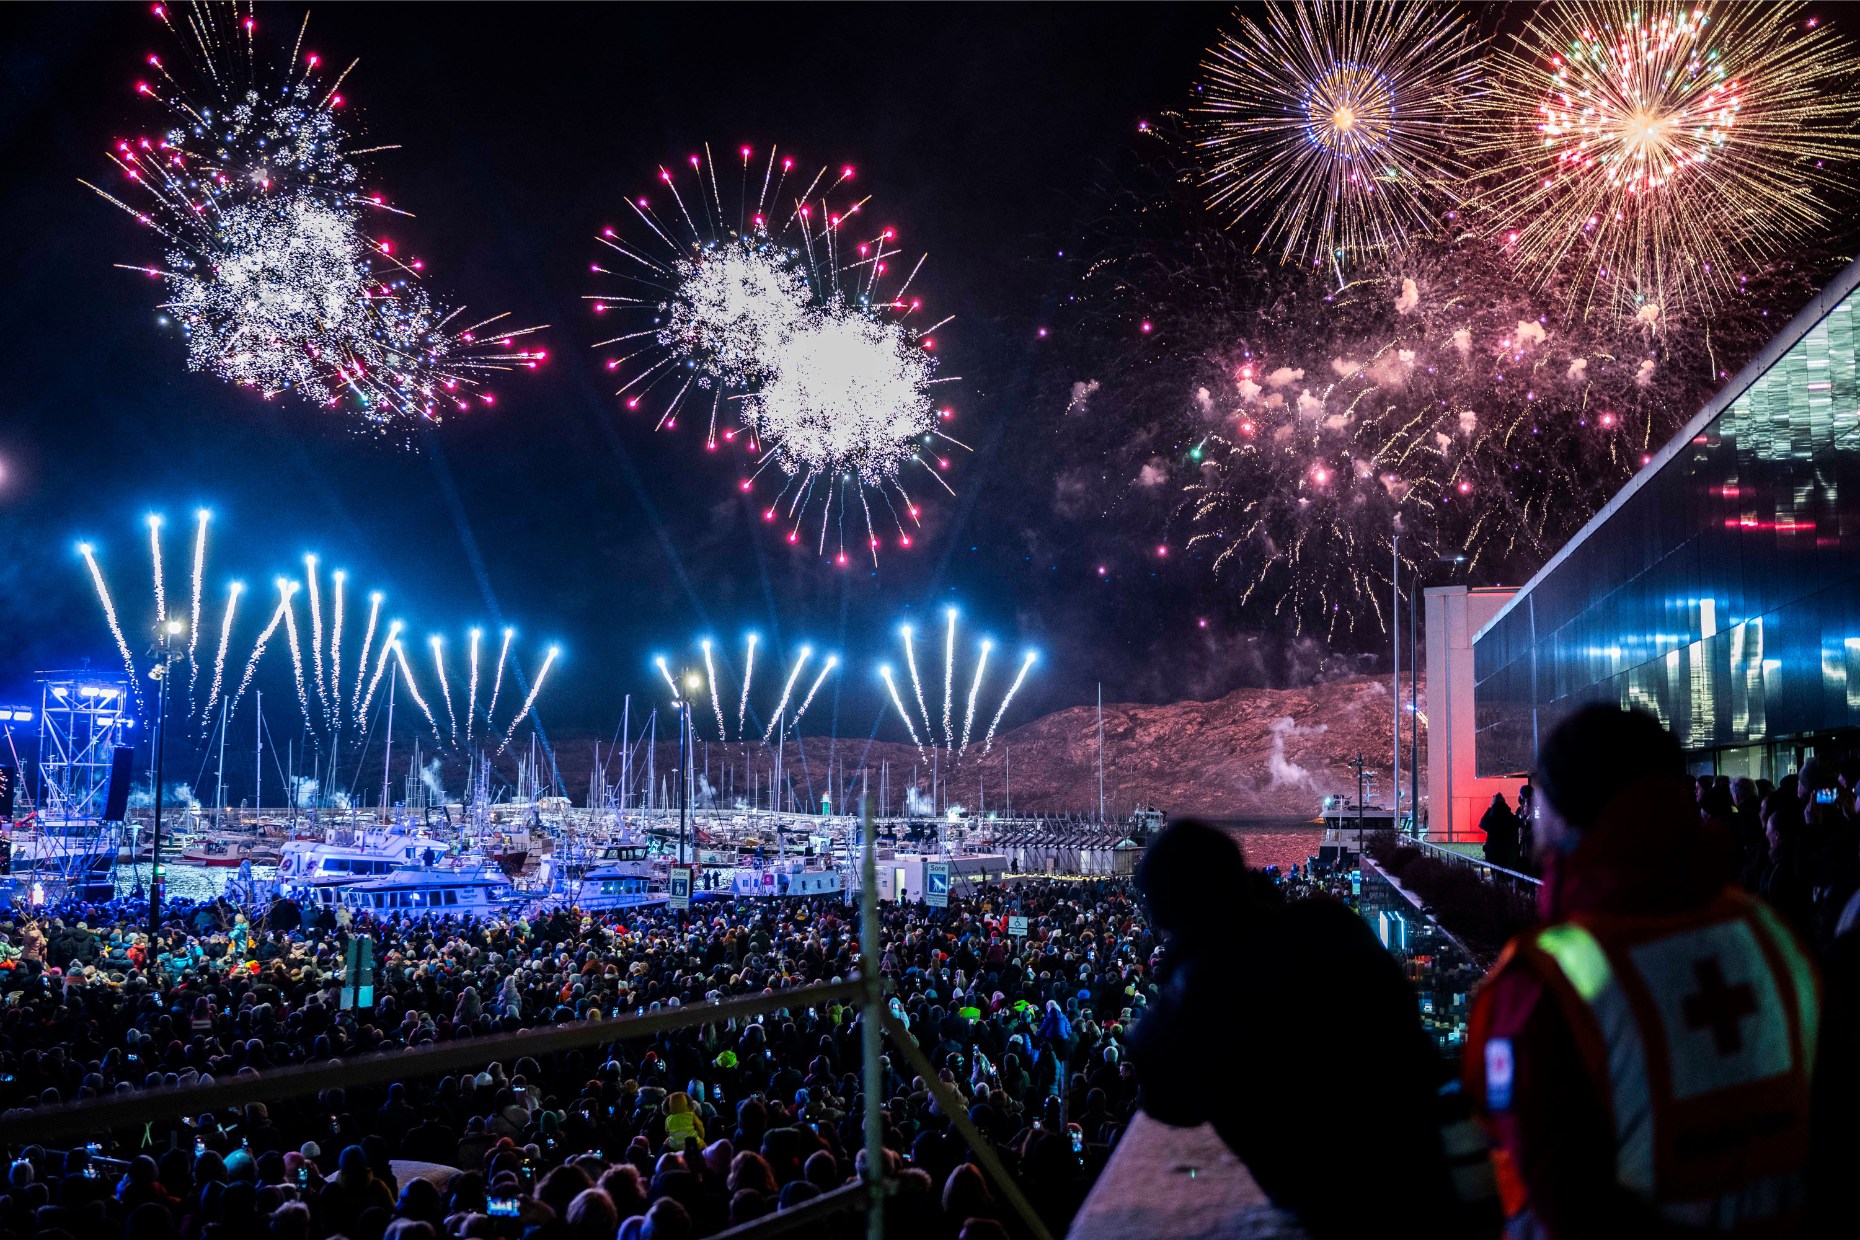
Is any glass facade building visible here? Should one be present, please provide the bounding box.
[1474,259,1860,779]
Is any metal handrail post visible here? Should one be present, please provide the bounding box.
[880,1010,1056,1240]
[860,793,886,1240]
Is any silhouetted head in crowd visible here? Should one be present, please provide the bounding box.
[1535,705,1685,853]
[1135,818,1279,942]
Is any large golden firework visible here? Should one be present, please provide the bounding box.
[1195,1,1481,267]
[1471,0,1860,318]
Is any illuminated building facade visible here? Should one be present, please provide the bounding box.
[1474,258,1860,780]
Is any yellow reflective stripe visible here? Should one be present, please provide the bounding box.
[1748,900,1819,1072]
[1535,923,1612,1001]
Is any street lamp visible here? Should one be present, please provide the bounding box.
[149,616,183,936]
[672,671,701,866]
[1398,552,1466,839]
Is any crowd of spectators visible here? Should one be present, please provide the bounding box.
[0,878,1154,1240]
[1694,761,1860,952]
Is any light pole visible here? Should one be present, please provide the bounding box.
[1401,552,1467,839]
[678,698,692,864]
[150,617,182,937]
[675,671,701,866]
[1392,529,1401,831]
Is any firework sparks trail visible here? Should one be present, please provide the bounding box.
[229,585,291,722]
[1048,119,1826,638]
[147,514,167,630]
[351,591,382,718]
[762,647,812,741]
[701,639,727,740]
[878,666,926,757]
[655,655,681,700]
[391,639,442,741]
[1471,0,1860,316]
[358,619,402,731]
[487,627,514,729]
[959,639,992,756]
[788,656,838,732]
[1195,0,1481,265]
[737,633,758,737]
[744,306,962,563]
[497,647,559,755]
[78,542,145,715]
[186,508,208,713]
[940,608,956,748]
[466,627,481,745]
[87,3,548,430]
[328,570,344,729]
[590,143,962,560]
[982,652,1037,755]
[430,635,457,745]
[278,580,314,733]
[201,580,242,730]
[303,555,328,724]
[901,626,935,741]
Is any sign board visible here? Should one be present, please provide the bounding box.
[1007,915,1029,937]
[668,865,693,910]
[925,861,950,908]
[341,937,375,1011]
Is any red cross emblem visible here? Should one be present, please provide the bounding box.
[1681,957,1758,1056]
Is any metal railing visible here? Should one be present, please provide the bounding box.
[0,801,1055,1240]
[1412,837,1542,887]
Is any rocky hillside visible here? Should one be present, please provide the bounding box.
[528,674,1422,820]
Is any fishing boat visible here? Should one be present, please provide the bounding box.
[531,834,664,911]
[174,840,277,870]
[478,827,532,876]
[718,855,847,898]
[338,863,517,918]
[275,825,455,908]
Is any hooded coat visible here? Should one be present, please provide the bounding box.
[1127,821,1457,1239]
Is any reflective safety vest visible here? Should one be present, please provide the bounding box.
[662,1108,701,1151]
[1469,889,1818,1234]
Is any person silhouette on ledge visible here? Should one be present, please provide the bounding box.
[1127,819,1460,1238]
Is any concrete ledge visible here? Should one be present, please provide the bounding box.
[1068,1112,1307,1240]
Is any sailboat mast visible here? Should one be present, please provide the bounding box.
[381,662,397,822]
[216,697,227,826]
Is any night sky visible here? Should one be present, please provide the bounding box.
[0,2,1237,744]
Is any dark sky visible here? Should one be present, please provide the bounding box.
[0,2,1233,744]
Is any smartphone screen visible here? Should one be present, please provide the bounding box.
[1070,1130,1083,1153]
[488,1198,520,1218]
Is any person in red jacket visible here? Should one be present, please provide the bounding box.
[1465,705,1818,1238]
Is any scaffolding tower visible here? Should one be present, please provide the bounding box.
[37,672,134,822]
[22,671,132,895]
